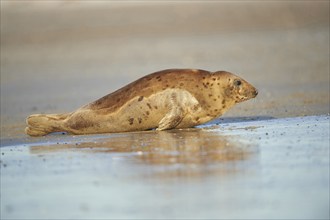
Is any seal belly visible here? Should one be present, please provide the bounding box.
[112,99,163,132]
[113,88,202,132]
[64,91,168,134]
[65,88,202,134]
[106,90,173,132]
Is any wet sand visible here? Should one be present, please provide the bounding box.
[1,1,329,219]
[1,115,329,219]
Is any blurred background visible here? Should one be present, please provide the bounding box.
[1,1,329,137]
[1,2,329,219]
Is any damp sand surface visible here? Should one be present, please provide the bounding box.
[1,2,330,219]
[1,115,329,219]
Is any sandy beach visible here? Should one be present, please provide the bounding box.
[1,1,329,219]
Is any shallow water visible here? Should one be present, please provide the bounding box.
[1,115,329,219]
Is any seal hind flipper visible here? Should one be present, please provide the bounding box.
[25,113,69,136]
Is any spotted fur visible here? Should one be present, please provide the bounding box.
[25,69,258,136]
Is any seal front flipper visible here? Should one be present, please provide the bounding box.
[156,92,185,131]
[156,106,184,131]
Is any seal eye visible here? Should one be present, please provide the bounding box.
[234,79,242,86]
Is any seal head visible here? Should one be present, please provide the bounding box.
[219,71,258,103]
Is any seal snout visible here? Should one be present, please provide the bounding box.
[253,89,258,97]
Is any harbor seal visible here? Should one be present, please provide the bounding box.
[25,69,258,136]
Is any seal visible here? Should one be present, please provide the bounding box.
[25,69,258,136]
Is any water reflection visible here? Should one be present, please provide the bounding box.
[30,128,256,165]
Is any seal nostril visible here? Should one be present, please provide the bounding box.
[254,90,258,96]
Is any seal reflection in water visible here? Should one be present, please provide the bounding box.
[30,129,257,178]
[30,130,252,163]
[25,69,258,136]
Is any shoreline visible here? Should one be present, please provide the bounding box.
[1,114,329,148]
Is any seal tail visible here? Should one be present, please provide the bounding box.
[25,113,70,136]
